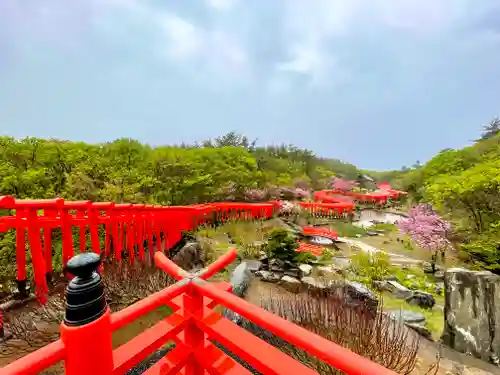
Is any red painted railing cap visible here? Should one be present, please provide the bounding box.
[15,198,63,208]
[0,195,15,208]
[64,200,92,209]
[91,202,115,208]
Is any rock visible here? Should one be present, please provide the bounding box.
[366,231,379,236]
[301,276,335,293]
[279,276,302,293]
[269,258,285,268]
[435,282,444,295]
[372,280,390,291]
[255,270,281,283]
[229,263,253,298]
[298,264,313,276]
[406,291,435,309]
[386,280,413,299]
[405,322,433,340]
[330,257,351,270]
[442,268,500,362]
[422,262,442,274]
[422,262,434,273]
[355,234,363,238]
[344,281,378,311]
[388,310,425,324]
[172,242,203,271]
[258,253,269,265]
[243,260,262,273]
[316,265,341,277]
[284,269,301,278]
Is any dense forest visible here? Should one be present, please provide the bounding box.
[372,118,500,272]
[0,132,360,204]
[0,132,361,280]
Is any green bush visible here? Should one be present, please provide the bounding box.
[263,228,317,265]
[349,251,391,283]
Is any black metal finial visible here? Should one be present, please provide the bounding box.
[64,253,107,327]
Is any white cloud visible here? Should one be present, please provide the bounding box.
[205,0,236,11]
[159,13,249,84]
[276,0,500,87]
[160,15,203,60]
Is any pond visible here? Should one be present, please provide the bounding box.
[354,209,406,228]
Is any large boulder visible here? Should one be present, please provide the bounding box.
[229,262,253,298]
[385,280,413,299]
[343,281,379,311]
[442,268,500,364]
[406,291,435,309]
[172,242,204,271]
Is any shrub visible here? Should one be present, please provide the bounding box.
[349,251,391,283]
[241,290,419,374]
[264,228,299,262]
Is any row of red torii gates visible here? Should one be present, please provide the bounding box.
[0,190,403,374]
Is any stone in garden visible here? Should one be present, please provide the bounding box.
[442,268,500,362]
[366,231,379,236]
[284,268,301,279]
[256,270,281,283]
[242,260,262,273]
[406,291,435,309]
[355,234,363,238]
[229,262,253,298]
[331,257,351,270]
[372,280,390,291]
[422,262,434,273]
[172,242,204,271]
[279,276,302,293]
[386,280,414,299]
[301,276,335,292]
[298,264,313,276]
[435,282,444,295]
[405,322,433,340]
[316,265,341,277]
[388,310,425,324]
[344,281,379,310]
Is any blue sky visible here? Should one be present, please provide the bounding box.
[1,0,500,170]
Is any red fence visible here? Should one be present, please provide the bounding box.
[1,249,397,375]
[0,196,279,302]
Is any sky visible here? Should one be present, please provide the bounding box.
[1,1,500,170]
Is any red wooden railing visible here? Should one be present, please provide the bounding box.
[0,197,280,302]
[1,248,397,375]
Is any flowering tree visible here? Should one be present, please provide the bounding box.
[244,188,266,202]
[294,188,311,200]
[329,177,356,192]
[397,204,452,270]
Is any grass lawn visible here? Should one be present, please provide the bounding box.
[381,293,444,341]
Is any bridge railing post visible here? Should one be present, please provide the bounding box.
[183,284,205,375]
[60,253,114,375]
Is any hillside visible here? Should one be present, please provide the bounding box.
[369,124,500,273]
[0,133,360,205]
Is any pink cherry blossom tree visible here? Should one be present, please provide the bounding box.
[329,177,356,192]
[397,204,452,271]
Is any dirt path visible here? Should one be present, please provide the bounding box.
[337,237,422,265]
